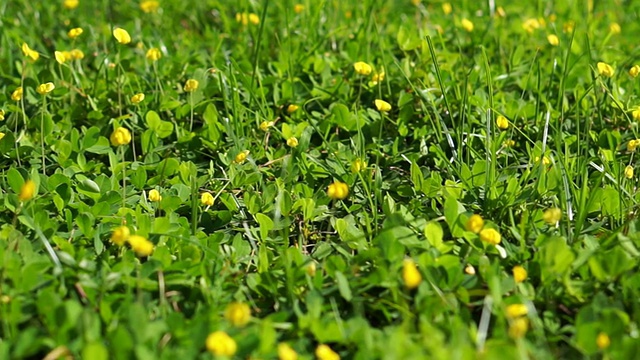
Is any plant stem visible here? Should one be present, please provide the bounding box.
[41,96,46,175]
[121,146,126,210]
[117,53,123,117]
[189,92,194,132]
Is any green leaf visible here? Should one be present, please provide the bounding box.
[537,236,575,282]
[146,110,174,138]
[82,342,108,360]
[444,195,466,237]
[410,161,423,193]
[397,24,421,51]
[588,247,634,281]
[255,213,274,240]
[424,221,443,248]
[330,103,358,131]
[7,167,24,194]
[335,271,352,301]
[79,178,100,193]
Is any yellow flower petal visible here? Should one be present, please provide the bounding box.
[113,27,132,44]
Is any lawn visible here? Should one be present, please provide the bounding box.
[1,0,640,359]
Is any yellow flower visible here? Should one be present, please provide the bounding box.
[19,180,36,201]
[306,262,317,276]
[110,127,132,146]
[146,47,162,61]
[0,109,4,121]
[287,104,299,113]
[538,17,547,26]
[21,43,40,61]
[327,181,349,200]
[234,150,250,164]
[315,344,340,360]
[633,108,640,121]
[508,317,529,339]
[63,0,79,9]
[278,343,298,360]
[461,18,474,32]
[522,18,541,33]
[596,332,610,350]
[609,22,621,34]
[148,189,162,202]
[70,49,84,60]
[68,27,83,39]
[55,51,68,64]
[547,34,559,46]
[0,132,4,141]
[464,264,476,275]
[496,115,509,130]
[127,235,154,257]
[37,82,55,95]
[201,192,214,206]
[287,137,299,148]
[140,0,160,13]
[351,158,367,173]
[236,13,248,25]
[563,20,575,33]
[11,87,23,101]
[206,331,237,357]
[630,65,640,78]
[625,165,634,179]
[465,214,484,233]
[628,139,640,151]
[535,156,551,165]
[113,28,132,44]
[402,258,422,290]
[503,139,515,147]
[184,79,199,92]
[513,265,527,283]
[496,6,506,17]
[260,121,274,131]
[542,207,562,224]
[442,2,452,15]
[294,4,304,14]
[479,228,501,245]
[371,69,385,84]
[597,62,614,78]
[224,302,251,327]
[353,61,372,76]
[111,226,130,246]
[236,13,259,25]
[131,93,145,104]
[506,304,528,319]
[374,99,391,112]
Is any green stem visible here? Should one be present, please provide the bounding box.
[121,146,126,210]
[117,51,123,117]
[41,96,46,175]
[17,60,27,167]
[189,92,194,132]
[153,61,164,97]
[191,173,198,235]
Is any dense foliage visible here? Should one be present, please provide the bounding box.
[1,0,640,359]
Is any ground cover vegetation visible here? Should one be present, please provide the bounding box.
[1,0,640,359]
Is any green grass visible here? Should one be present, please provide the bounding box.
[1,0,640,359]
